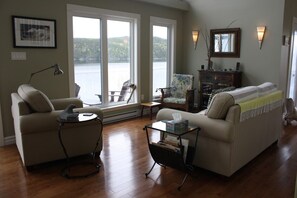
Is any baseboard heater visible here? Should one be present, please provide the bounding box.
[103,110,140,124]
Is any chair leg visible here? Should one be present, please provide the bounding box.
[141,106,144,118]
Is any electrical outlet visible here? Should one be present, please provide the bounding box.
[11,52,26,60]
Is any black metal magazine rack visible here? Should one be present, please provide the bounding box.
[144,121,200,190]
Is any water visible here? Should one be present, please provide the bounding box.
[75,62,166,104]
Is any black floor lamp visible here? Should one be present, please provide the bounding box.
[28,64,64,83]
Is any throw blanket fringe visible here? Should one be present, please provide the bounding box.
[238,90,283,121]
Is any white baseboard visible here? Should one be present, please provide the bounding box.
[4,136,15,145]
[103,109,140,124]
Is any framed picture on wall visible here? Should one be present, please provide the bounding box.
[12,16,56,48]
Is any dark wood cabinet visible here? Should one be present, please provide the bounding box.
[198,70,242,110]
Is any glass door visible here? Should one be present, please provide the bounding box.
[152,25,169,99]
[73,16,102,105]
[107,20,131,104]
[288,18,297,103]
[68,5,139,107]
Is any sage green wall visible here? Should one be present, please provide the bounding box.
[0,0,184,138]
[181,0,285,91]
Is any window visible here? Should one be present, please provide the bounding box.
[67,5,140,107]
[150,17,176,100]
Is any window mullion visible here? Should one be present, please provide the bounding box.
[101,18,109,106]
[167,25,171,86]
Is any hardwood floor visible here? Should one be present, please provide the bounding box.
[0,117,297,198]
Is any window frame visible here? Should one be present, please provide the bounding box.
[149,16,176,101]
[67,4,140,108]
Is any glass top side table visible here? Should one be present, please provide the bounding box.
[57,113,102,179]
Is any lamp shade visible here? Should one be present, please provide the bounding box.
[257,26,266,49]
[192,30,199,50]
[53,64,64,75]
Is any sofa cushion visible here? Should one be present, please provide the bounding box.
[225,86,258,103]
[18,84,54,113]
[257,82,277,96]
[206,92,234,119]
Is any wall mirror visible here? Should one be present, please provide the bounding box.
[210,28,241,57]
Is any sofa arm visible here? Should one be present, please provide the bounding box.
[156,108,234,143]
[225,105,240,123]
[51,98,83,110]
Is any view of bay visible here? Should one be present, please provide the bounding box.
[75,62,166,104]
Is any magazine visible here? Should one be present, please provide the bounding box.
[164,135,189,162]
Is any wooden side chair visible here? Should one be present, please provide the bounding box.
[156,74,195,112]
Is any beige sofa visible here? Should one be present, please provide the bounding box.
[156,83,283,177]
[11,84,104,168]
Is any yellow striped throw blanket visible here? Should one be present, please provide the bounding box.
[226,83,283,121]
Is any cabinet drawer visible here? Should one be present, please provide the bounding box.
[200,73,213,82]
[214,74,234,86]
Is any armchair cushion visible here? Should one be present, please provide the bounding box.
[163,97,186,104]
[171,74,194,98]
[18,84,54,113]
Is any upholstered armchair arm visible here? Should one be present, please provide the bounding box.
[156,87,172,101]
[19,106,103,134]
[186,89,195,102]
[50,98,83,110]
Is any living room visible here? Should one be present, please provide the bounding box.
[1,0,297,197]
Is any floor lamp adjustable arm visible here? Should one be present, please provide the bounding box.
[27,64,63,84]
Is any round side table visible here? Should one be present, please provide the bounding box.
[57,113,102,179]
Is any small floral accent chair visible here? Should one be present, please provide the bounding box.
[157,74,195,112]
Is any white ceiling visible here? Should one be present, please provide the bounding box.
[132,0,189,11]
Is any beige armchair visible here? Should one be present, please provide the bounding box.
[11,84,104,168]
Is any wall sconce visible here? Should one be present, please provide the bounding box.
[192,30,199,50]
[257,26,266,49]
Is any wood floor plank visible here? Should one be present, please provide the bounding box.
[0,117,296,197]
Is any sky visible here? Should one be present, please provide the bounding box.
[73,16,167,39]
